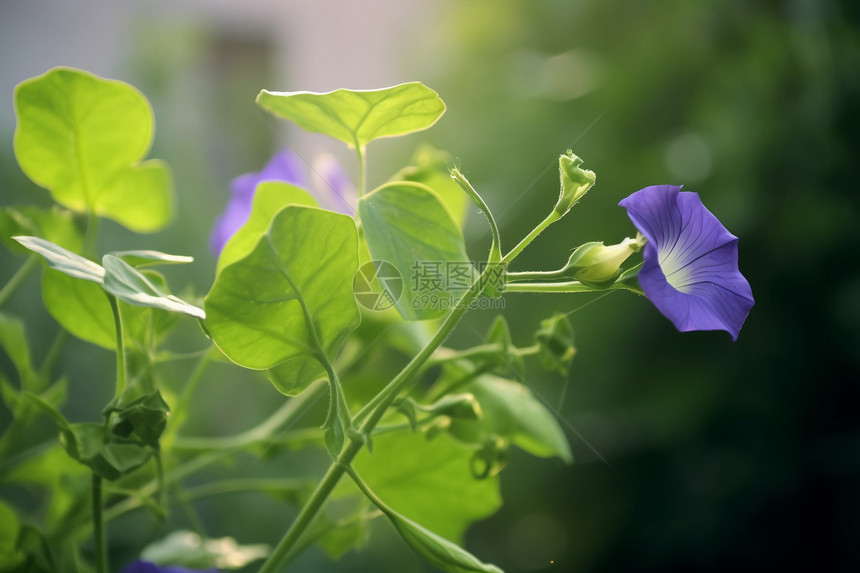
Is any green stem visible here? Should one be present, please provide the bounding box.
[172,380,325,452]
[180,478,310,503]
[356,144,367,198]
[450,168,502,261]
[0,255,38,307]
[107,295,126,400]
[501,211,560,264]
[504,281,596,293]
[505,269,568,282]
[92,473,107,573]
[259,270,491,573]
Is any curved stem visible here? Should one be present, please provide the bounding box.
[258,269,490,573]
[107,295,126,400]
[450,168,502,261]
[0,255,38,307]
[172,379,325,452]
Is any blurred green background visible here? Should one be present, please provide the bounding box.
[1,0,858,571]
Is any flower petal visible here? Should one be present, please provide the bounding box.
[210,150,308,254]
[619,185,754,340]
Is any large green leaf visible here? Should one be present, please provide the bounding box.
[257,83,445,149]
[14,67,172,232]
[42,269,114,348]
[358,182,470,321]
[216,181,318,274]
[451,375,573,463]
[205,206,360,390]
[353,431,501,543]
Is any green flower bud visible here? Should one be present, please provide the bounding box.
[565,234,644,285]
[554,150,596,216]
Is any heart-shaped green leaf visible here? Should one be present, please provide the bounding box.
[257,82,445,149]
[353,432,500,543]
[217,181,318,274]
[14,67,172,232]
[204,206,360,387]
[359,182,469,321]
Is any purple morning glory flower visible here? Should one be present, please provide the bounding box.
[120,560,217,573]
[619,185,754,340]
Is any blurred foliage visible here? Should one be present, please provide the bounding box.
[414,0,860,571]
[1,0,858,572]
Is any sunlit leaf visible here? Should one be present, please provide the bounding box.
[14,67,172,232]
[217,181,318,274]
[42,270,114,348]
[353,431,501,542]
[359,182,469,321]
[257,82,445,149]
[205,206,360,395]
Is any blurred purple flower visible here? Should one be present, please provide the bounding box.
[619,185,754,340]
[211,150,306,253]
[211,150,356,254]
[120,560,217,573]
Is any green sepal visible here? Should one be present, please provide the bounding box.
[534,313,576,376]
[59,422,151,481]
[257,83,445,149]
[554,150,596,217]
[102,367,169,449]
[484,316,524,377]
[383,509,503,573]
[13,236,104,283]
